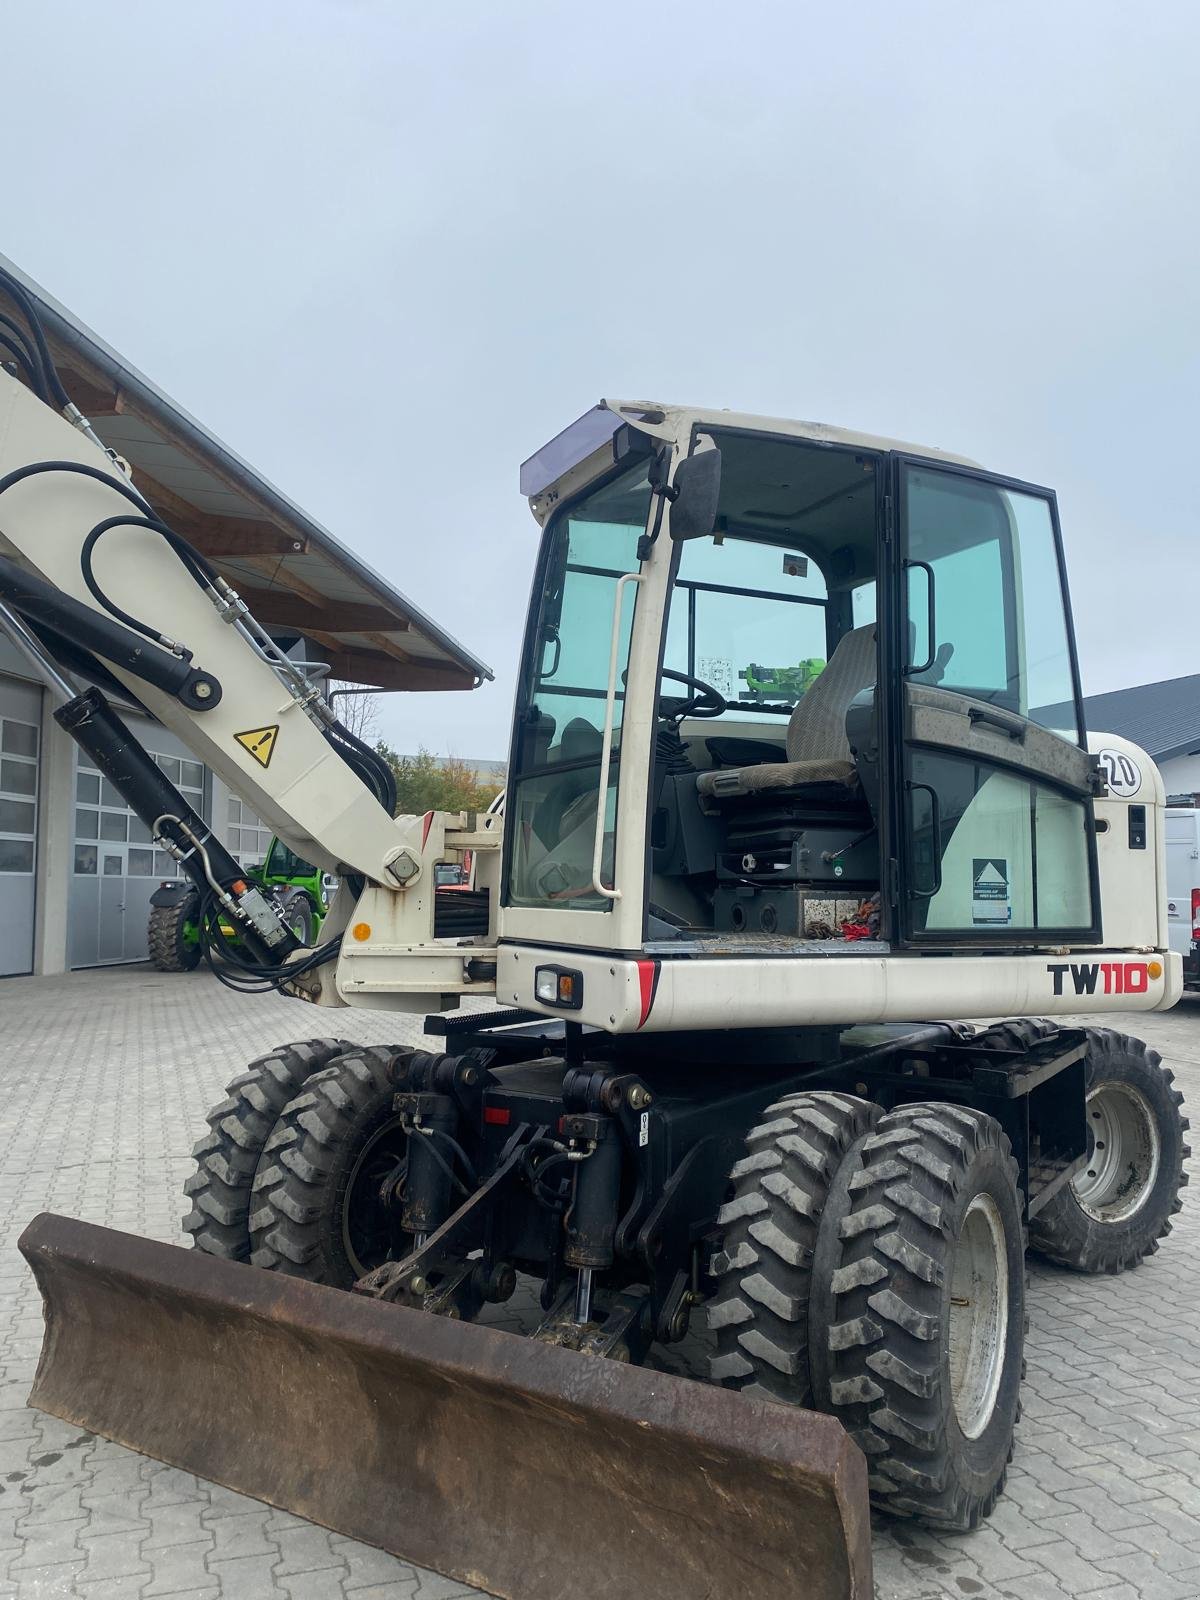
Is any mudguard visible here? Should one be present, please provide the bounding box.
[148,881,197,910]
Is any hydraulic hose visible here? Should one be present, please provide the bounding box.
[79,512,217,645]
[0,265,70,408]
[0,332,46,399]
[324,720,396,814]
[0,461,223,679]
[0,312,39,374]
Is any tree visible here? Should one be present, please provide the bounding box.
[375,743,504,816]
[329,682,379,741]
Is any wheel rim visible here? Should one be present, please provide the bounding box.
[341,1116,408,1277]
[948,1193,1009,1440]
[1071,1083,1160,1222]
[279,898,311,943]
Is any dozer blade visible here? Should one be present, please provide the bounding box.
[20,1212,873,1600]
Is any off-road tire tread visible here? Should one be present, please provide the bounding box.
[708,1091,881,1406]
[1029,1028,1190,1273]
[148,897,201,972]
[824,1102,1022,1530]
[249,1046,396,1282]
[182,1038,349,1258]
[273,887,315,945]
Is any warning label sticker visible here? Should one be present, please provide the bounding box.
[972,858,1010,925]
[697,655,734,700]
[234,725,279,769]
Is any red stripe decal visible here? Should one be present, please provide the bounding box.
[636,959,661,1029]
[421,811,434,849]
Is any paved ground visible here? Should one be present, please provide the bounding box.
[1,967,1198,1600]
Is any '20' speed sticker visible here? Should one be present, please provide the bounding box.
[1097,748,1141,797]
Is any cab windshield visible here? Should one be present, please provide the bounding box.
[264,840,316,879]
[664,433,879,725]
[504,457,653,911]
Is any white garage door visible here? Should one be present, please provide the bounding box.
[69,723,209,968]
[0,677,42,978]
[226,795,272,867]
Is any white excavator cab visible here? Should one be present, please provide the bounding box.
[488,402,1175,1030]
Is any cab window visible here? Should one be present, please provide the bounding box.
[664,536,829,720]
[905,469,1081,742]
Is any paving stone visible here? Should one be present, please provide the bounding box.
[1022,1539,1127,1594]
[140,1539,216,1596]
[934,1525,1038,1584]
[1053,1485,1156,1534]
[206,1552,285,1599]
[14,1480,86,1530]
[8,1517,86,1571]
[272,1524,348,1575]
[1140,1496,1200,1552]
[992,1572,1075,1600]
[338,1540,417,1592]
[140,1466,205,1510]
[141,1500,210,1550]
[5,1558,87,1595]
[278,1568,351,1600]
[77,1492,152,1540]
[204,1510,280,1562]
[1034,1512,1138,1565]
[1116,1519,1200,1575]
[1091,1552,1200,1600]
[413,1578,489,1600]
[76,1576,153,1600]
[76,1528,150,1584]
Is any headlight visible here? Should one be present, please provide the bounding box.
[533,965,583,1009]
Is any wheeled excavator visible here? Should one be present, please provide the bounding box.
[0,268,1190,1600]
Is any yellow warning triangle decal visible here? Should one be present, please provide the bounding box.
[234,725,279,768]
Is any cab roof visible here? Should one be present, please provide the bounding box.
[521,399,981,520]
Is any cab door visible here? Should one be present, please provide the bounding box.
[501,452,659,954]
[891,457,1100,945]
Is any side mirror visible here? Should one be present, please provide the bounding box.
[669,447,722,541]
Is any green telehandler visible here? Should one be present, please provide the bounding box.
[147,835,331,970]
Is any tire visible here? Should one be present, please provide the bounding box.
[249,1047,407,1287]
[182,1039,349,1259]
[708,1091,881,1405]
[973,1017,1059,1055]
[276,889,315,945]
[147,895,202,972]
[821,1103,1025,1530]
[1030,1029,1190,1273]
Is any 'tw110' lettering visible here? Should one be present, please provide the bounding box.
[1048,961,1151,997]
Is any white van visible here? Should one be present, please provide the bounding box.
[1166,805,1200,989]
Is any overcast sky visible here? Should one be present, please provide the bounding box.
[3,1,1197,757]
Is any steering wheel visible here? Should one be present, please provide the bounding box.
[659,667,727,722]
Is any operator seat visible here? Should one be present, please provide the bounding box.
[696,624,876,799]
[532,716,604,846]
